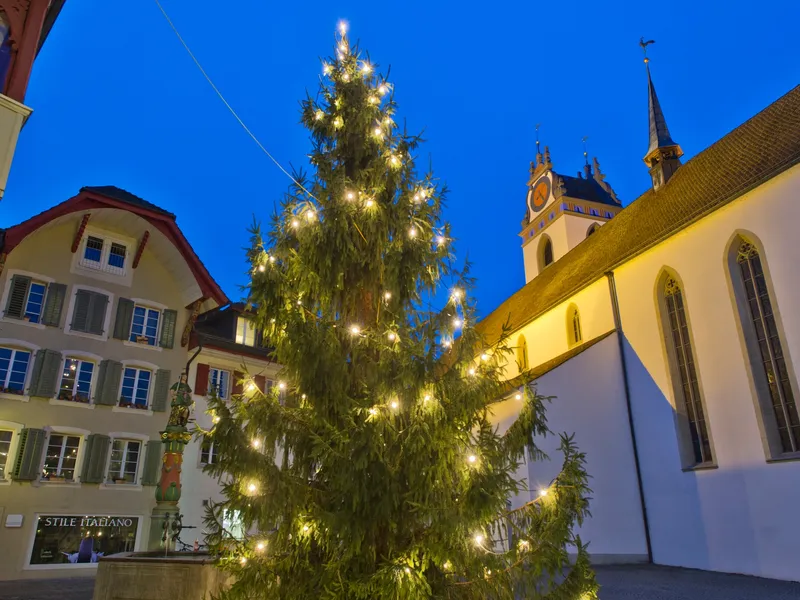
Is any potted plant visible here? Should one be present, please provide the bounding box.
[135,335,150,345]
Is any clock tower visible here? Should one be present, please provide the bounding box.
[520,144,622,283]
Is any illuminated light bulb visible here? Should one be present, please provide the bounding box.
[436,235,446,246]
[338,20,348,35]
[451,288,462,301]
[278,381,287,390]
[368,407,378,416]
[361,62,372,74]
[539,489,548,498]
[256,541,266,552]
[390,155,400,167]
[346,191,355,200]
[212,415,220,424]
[390,400,399,410]
[442,339,452,349]
[291,219,299,229]
[481,353,489,361]
[69,364,77,371]
[383,117,392,127]
[257,264,266,273]
[368,96,379,104]
[518,539,530,551]
[408,227,417,238]
[468,454,477,464]
[452,318,462,329]
[306,210,316,221]
[474,533,484,545]
[404,567,411,574]
[413,192,421,202]
[248,483,257,493]
[373,127,383,138]
[378,84,388,95]
[333,116,343,129]
[270,317,276,323]
[314,110,324,120]
[322,63,332,75]
[350,325,361,336]
[240,557,247,565]
[339,42,348,54]
[468,367,476,377]
[297,299,302,306]
[302,525,310,532]
[334,98,342,109]
[246,381,256,392]
[423,394,431,402]
[269,255,276,263]
[365,198,375,208]
[443,560,452,571]
[387,332,396,341]
[301,393,306,399]
[342,72,350,82]
[251,439,261,449]
[383,291,392,300]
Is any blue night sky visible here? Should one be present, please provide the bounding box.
[3,1,798,316]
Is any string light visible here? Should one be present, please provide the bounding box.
[368,95,379,104]
[251,439,261,449]
[350,325,361,335]
[442,560,452,571]
[333,116,343,128]
[306,209,317,221]
[278,381,287,390]
[390,400,399,410]
[390,154,400,167]
[467,454,477,464]
[373,127,383,138]
[383,291,392,300]
[473,533,484,546]
[338,20,348,35]
[322,63,332,75]
[378,84,388,95]
[346,191,355,200]
[338,42,348,55]
[452,318,462,329]
[342,72,350,82]
[212,415,220,424]
[404,567,411,574]
[539,489,548,498]
[240,557,247,565]
[423,394,431,402]
[518,539,530,551]
[315,110,324,120]
[442,339,453,349]
[256,541,266,552]
[246,381,257,392]
[408,227,417,238]
[368,407,378,416]
[387,332,397,341]
[515,393,522,401]
[480,353,489,361]
[248,482,258,493]
[257,264,265,272]
[436,235,446,246]
[360,61,372,74]
[291,219,300,228]
[302,525,310,532]
[365,198,375,208]
[468,367,476,376]
[269,255,276,263]
[301,393,306,399]
[450,288,462,302]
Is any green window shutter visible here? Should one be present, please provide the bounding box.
[70,290,91,332]
[113,298,135,340]
[5,275,31,319]
[159,309,178,349]
[94,359,123,406]
[87,292,109,335]
[80,434,110,483]
[141,440,162,486]
[152,369,171,412]
[28,349,62,398]
[41,283,67,327]
[11,428,46,481]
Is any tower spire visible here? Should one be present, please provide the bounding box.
[640,38,683,190]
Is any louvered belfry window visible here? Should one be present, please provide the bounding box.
[738,242,800,453]
[663,277,712,465]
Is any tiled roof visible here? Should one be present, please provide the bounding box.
[81,186,176,219]
[478,85,800,344]
[560,174,620,207]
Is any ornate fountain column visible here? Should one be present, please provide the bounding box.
[147,373,193,551]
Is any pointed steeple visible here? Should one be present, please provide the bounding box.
[640,39,683,190]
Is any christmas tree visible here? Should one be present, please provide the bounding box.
[203,22,597,600]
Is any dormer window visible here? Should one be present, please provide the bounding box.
[78,233,129,276]
[235,317,257,346]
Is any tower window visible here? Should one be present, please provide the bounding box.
[574,206,583,214]
[567,305,583,347]
[731,238,800,456]
[605,212,613,219]
[660,275,713,466]
[516,335,529,371]
[586,224,600,238]
[541,237,554,269]
[590,209,599,216]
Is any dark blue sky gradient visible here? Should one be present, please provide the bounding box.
[3,1,798,315]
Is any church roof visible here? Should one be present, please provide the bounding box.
[478,84,800,344]
[559,173,620,207]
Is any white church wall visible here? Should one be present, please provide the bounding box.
[491,334,648,562]
[613,163,800,581]
[562,212,605,251]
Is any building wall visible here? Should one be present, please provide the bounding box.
[613,163,800,581]
[491,334,648,562]
[180,348,279,540]
[0,213,194,580]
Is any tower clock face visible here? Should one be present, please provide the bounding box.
[527,176,551,213]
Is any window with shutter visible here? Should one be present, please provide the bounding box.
[4,275,31,319]
[106,439,141,484]
[113,298,135,340]
[151,369,171,412]
[11,428,46,481]
[80,434,110,483]
[94,359,123,406]
[232,371,244,396]
[141,440,162,485]
[0,346,32,396]
[88,293,109,335]
[42,432,82,481]
[120,367,153,409]
[28,349,62,398]
[0,429,13,479]
[57,357,96,404]
[159,309,178,349]
[42,283,67,327]
[69,289,110,336]
[130,305,160,345]
[195,363,209,396]
[70,290,91,332]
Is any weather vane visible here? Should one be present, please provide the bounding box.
[640,37,655,63]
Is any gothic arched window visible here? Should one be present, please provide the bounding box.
[586,223,599,238]
[540,236,554,270]
[730,237,800,455]
[660,275,713,466]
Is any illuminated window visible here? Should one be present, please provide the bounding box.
[120,367,152,409]
[235,317,257,346]
[0,430,12,479]
[200,436,218,465]
[58,358,95,403]
[0,346,31,395]
[209,368,231,399]
[107,439,141,484]
[42,433,81,481]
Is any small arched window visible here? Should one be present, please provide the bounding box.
[730,237,800,455]
[586,223,600,238]
[567,305,582,346]
[516,335,529,371]
[659,274,713,466]
[541,237,553,269]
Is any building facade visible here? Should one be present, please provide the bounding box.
[479,73,800,580]
[0,185,226,580]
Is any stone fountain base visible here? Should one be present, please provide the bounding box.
[92,552,231,600]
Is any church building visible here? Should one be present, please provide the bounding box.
[481,58,800,582]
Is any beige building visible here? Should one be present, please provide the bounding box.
[479,75,800,581]
[0,185,226,579]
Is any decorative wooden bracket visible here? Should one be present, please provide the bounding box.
[132,230,150,269]
[71,213,91,253]
[181,298,204,348]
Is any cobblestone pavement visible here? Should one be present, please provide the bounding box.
[1,566,799,599]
